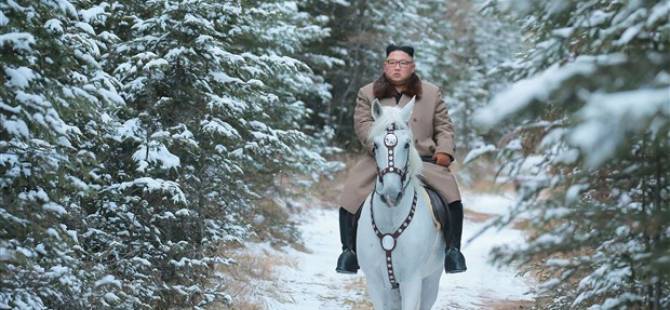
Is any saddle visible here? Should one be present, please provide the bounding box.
[421,156,453,246]
[424,186,446,229]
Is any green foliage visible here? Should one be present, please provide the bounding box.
[0,0,120,308]
[477,0,670,308]
[1,0,336,308]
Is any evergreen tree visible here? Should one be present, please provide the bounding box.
[2,0,339,308]
[475,0,670,308]
[79,0,336,307]
[1,0,121,308]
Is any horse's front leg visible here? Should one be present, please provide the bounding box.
[365,272,392,310]
[399,279,422,310]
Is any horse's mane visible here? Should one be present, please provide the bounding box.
[368,106,423,180]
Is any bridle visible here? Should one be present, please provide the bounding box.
[374,123,411,201]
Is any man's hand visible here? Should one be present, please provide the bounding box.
[433,152,452,167]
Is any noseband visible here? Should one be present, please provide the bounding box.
[376,123,409,186]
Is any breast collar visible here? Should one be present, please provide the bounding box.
[370,188,418,289]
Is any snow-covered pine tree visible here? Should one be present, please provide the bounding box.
[475,0,670,308]
[1,0,122,308]
[294,0,347,152]
[71,0,336,308]
[231,0,337,181]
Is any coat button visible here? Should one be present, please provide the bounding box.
[413,118,417,122]
[414,139,418,143]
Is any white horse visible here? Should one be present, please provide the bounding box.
[356,97,445,310]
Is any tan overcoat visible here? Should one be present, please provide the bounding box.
[339,80,462,214]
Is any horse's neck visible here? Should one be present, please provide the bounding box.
[372,179,419,232]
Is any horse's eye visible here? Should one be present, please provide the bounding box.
[404,143,410,149]
[373,143,378,149]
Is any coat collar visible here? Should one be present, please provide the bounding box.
[373,73,422,101]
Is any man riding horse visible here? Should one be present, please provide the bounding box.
[336,44,467,274]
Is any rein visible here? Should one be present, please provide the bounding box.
[370,188,418,289]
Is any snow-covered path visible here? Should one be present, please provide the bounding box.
[247,192,536,309]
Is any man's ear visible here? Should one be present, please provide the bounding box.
[400,96,415,124]
[371,99,383,120]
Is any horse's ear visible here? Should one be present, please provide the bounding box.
[371,98,383,120]
[400,96,416,124]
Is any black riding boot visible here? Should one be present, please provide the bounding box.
[425,187,467,273]
[336,207,359,274]
[444,200,467,273]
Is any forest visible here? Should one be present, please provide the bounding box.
[1,0,669,309]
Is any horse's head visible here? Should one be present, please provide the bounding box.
[368,97,422,207]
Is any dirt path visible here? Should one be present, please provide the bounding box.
[224,191,536,309]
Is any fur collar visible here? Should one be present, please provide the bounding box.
[373,73,422,100]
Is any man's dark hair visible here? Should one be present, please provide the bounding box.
[386,44,414,58]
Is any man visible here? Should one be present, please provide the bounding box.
[336,44,467,274]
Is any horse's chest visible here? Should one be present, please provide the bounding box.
[390,228,435,276]
[358,207,438,284]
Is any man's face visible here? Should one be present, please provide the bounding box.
[383,51,415,84]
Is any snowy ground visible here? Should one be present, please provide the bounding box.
[236,191,536,309]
